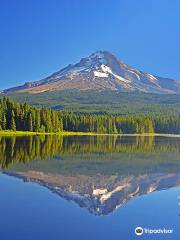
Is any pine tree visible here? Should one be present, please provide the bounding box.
[27,112,33,131]
[10,110,16,131]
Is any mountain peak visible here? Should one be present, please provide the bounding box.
[89,50,115,60]
[4,51,180,94]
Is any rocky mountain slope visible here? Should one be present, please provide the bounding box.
[4,51,180,94]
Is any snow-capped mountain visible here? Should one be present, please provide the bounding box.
[5,171,180,215]
[4,51,180,94]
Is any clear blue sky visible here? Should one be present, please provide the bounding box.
[0,0,180,89]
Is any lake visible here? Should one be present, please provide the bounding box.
[0,135,179,240]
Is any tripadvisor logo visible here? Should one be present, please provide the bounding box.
[134,226,173,236]
[135,227,143,236]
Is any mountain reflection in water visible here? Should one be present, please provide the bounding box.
[0,135,180,215]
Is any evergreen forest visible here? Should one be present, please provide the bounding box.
[0,97,179,134]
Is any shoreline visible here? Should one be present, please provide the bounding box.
[0,131,179,137]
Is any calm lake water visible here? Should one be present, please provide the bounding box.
[0,135,180,240]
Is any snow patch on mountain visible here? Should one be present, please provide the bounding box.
[100,64,130,83]
[94,71,108,78]
[147,74,158,82]
[127,69,140,80]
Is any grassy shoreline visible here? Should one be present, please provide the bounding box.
[0,130,179,137]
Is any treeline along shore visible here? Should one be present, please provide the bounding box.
[0,97,180,134]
